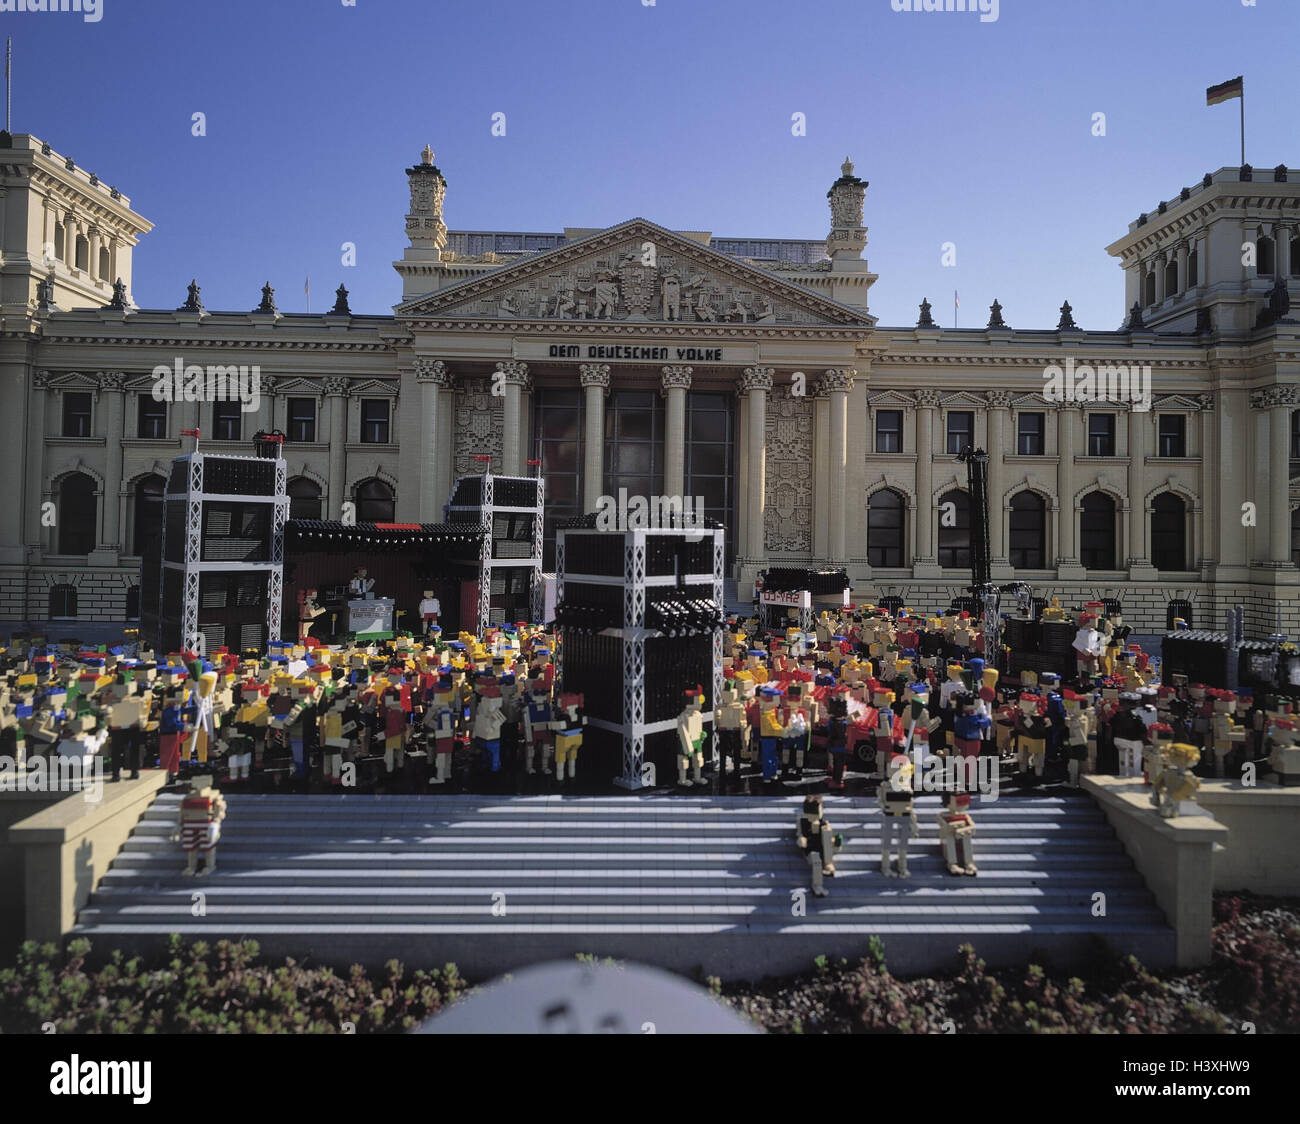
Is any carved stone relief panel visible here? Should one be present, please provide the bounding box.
[453,378,503,477]
[764,385,813,552]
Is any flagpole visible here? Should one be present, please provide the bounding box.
[1240,84,1245,166]
[6,39,12,133]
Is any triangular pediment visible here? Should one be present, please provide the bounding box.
[397,219,875,329]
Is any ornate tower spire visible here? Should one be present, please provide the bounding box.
[826,156,867,260]
[405,143,447,258]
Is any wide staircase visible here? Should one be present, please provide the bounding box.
[70,791,1175,979]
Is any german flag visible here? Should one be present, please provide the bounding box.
[1206,76,1243,106]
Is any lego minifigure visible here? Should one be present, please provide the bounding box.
[473,680,505,773]
[297,588,327,642]
[1209,688,1246,779]
[423,674,460,783]
[1111,692,1150,779]
[553,691,586,782]
[951,692,990,762]
[795,794,842,897]
[714,673,749,781]
[1072,613,1104,687]
[418,589,441,636]
[173,774,227,876]
[676,685,708,787]
[1015,693,1050,781]
[1150,742,1201,818]
[780,682,811,779]
[318,691,354,786]
[757,686,786,782]
[878,752,918,878]
[1061,689,1096,787]
[825,689,849,790]
[872,685,902,780]
[937,790,977,876]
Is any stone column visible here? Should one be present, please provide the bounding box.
[660,365,692,500]
[496,361,529,476]
[985,391,1012,574]
[1253,386,1300,565]
[1056,403,1084,576]
[1127,404,1156,577]
[1279,225,1293,280]
[811,382,830,559]
[323,377,350,520]
[823,368,854,563]
[97,371,126,555]
[1154,251,1167,303]
[913,389,941,573]
[739,366,774,561]
[20,370,49,555]
[415,359,453,522]
[579,364,610,512]
[88,229,101,281]
[1198,393,1217,577]
[1176,242,1189,296]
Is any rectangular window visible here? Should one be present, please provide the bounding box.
[287,397,317,443]
[360,398,390,444]
[1088,413,1116,457]
[137,396,167,440]
[212,401,242,442]
[875,410,902,453]
[946,411,974,455]
[1157,414,1186,457]
[1291,409,1300,460]
[1017,412,1045,455]
[62,392,93,437]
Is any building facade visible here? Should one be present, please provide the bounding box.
[1,132,1297,635]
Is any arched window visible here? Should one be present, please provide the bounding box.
[1164,258,1178,296]
[74,235,89,272]
[288,477,323,521]
[936,488,970,569]
[867,488,905,568]
[49,584,78,619]
[1167,599,1193,630]
[1257,235,1275,277]
[1080,492,1117,570]
[1143,269,1156,307]
[1151,493,1187,571]
[131,474,165,556]
[1008,491,1046,570]
[354,478,395,523]
[125,585,141,620]
[57,473,97,555]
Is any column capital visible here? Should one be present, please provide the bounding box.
[495,360,530,388]
[661,365,693,391]
[1251,384,1300,410]
[985,389,1014,410]
[413,357,453,387]
[739,366,774,395]
[579,363,611,389]
[321,376,352,397]
[820,367,855,394]
[914,388,942,409]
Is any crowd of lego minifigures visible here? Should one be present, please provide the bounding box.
[3,597,1297,890]
[0,621,581,802]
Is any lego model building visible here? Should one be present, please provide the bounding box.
[553,514,725,788]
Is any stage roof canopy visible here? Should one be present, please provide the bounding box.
[285,520,487,554]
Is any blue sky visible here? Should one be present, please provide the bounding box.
[9,0,1294,329]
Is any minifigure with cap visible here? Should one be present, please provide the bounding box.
[1209,688,1246,779]
[677,685,708,787]
[424,673,460,783]
[1111,691,1150,778]
[1015,692,1051,782]
[795,794,843,897]
[937,787,977,876]
[825,688,850,790]
[472,679,505,773]
[173,774,227,876]
[1061,689,1095,787]
[780,680,811,779]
